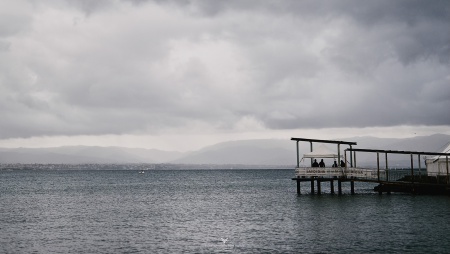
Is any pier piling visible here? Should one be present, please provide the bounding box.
[317,179,321,194]
[330,180,335,194]
[338,179,342,195]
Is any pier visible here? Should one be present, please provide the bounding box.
[291,137,450,195]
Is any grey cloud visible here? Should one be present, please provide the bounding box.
[0,6,32,37]
[63,0,113,15]
[0,0,449,139]
[182,0,450,63]
[0,40,11,51]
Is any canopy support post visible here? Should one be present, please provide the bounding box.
[344,151,347,170]
[385,153,389,182]
[447,155,449,185]
[350,145,353,167]
[410,153,414,183]
[377,152,380,181]
[337,144,341,166]
[418,154,421,179]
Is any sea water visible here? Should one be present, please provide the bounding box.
[1,168,450,253]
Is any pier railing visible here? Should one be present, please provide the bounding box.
[346,168,387,180]
[295,167,430,182]
[295,167,387,180]
[295,167,343,177]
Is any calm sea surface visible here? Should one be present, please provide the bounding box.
[1,168,450,253]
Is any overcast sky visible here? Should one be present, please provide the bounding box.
[1,0,449,151]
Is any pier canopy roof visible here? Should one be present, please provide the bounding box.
[291,137,356,146]
[303,144,341,159]
[429,142,450,160]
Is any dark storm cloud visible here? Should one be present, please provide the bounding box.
[0,0,449,139]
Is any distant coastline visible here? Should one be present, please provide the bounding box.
[0,163,295,171]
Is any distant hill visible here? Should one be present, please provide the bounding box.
[0,146,184,164]
[171,139,294,165]
[0,134,449,166]
[172,134,450,167]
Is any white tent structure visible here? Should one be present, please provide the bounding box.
[426,143,450,176]
[303,144,342,159]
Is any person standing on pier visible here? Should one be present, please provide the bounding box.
[332,161,338,167]
[312,159,319,167]
[319,159,325,167]
[340,160,346,167]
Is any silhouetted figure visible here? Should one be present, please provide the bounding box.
[340,160,346,167]
[332,161,338,167]
[319,159,325,167]
[312,159,319,167]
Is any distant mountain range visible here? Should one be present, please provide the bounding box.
[0,134,449,166]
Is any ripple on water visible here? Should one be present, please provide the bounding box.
[1,169,450,253]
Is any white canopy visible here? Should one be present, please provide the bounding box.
[427,142,450,162]
[426,142,450,176]
[436,143,450,157]
[303,144,341,159]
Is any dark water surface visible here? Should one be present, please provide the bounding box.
[1,169,450,253]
